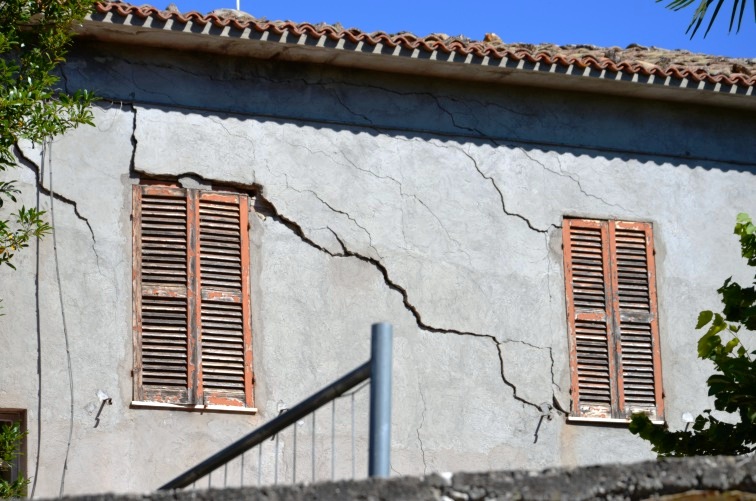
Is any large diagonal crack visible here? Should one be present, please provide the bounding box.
[13,144,100,270]
[281,177,380,258]
[255,190,546,411]
[131,158,559,413]
[496,339,562,411]
[274,136,472,264]
[125,107,560,414]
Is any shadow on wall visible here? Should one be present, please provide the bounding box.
[64,40,756,173]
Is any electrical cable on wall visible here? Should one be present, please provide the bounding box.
[45,138,76,497]
[29,143,45,500]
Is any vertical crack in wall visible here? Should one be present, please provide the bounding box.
[416,386,428,475]
[495,339,561,412]
[457,148,556,235]
[127,103,139,180]
[456,145,570,413]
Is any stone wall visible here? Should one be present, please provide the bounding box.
[59,457,756,501]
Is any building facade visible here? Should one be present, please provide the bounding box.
[0,2,755,496]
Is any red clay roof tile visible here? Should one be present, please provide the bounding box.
[90,1,756,90]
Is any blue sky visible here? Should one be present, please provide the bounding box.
[167,0,755,58]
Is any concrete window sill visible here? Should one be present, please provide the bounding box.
[131,401,258,415]
[567,416,665,426]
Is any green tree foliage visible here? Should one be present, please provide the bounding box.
[658,0,756,37]
[0,0,95,271]
[630,213,756,456]
[0,422,29,499]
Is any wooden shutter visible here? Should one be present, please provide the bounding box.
[198,192,253,407]
[134,185,253,407]
[563,219,617,419]
[563,219,663,420]
[610,221,663,420]
[133,185,195,404]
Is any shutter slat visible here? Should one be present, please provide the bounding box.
[140,294,188,389]
[575,319,612,407]
[615,227,651,312]
[140,193,188,287]
[620,320,657,407]
[568,225,607,311]
[199,197,243,292]
[200,299,246,391]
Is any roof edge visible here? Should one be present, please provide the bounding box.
[75,6,756,111]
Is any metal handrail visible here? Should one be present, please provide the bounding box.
[159,361,371,490]
[159,322,393,490]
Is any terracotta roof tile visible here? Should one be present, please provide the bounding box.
[90,1,756,90]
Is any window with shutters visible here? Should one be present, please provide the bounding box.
[562,218,664,423]
[132,184,254,410]
[0,410,26,494]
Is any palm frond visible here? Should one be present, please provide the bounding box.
[658,0,755,37]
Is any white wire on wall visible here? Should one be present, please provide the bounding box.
[45,138,76,497]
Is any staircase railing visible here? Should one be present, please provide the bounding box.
[159,322,393,490]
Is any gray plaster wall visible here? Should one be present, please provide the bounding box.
[0,39,754,496]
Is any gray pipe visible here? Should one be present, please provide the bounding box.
[368,322,393,477]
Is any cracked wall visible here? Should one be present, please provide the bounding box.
[0,39,754,496]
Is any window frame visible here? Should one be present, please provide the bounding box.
[0,410,27,489]
[132,183,255,412]
[562,217,664,423]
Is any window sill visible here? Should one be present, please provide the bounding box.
[131,401,258,415]
[567,416,665,426]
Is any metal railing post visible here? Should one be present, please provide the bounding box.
[368,322,392,478]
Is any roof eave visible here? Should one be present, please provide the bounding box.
[75,17,756,112]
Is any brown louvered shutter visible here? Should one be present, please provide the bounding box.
[563,218,663,421]
[134,185,253,407]
[610,221,663,420]
[133,185,196,404]
[198,192,253,407]
[563,219,617,419]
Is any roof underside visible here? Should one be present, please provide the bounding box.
[77,2,756,111]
